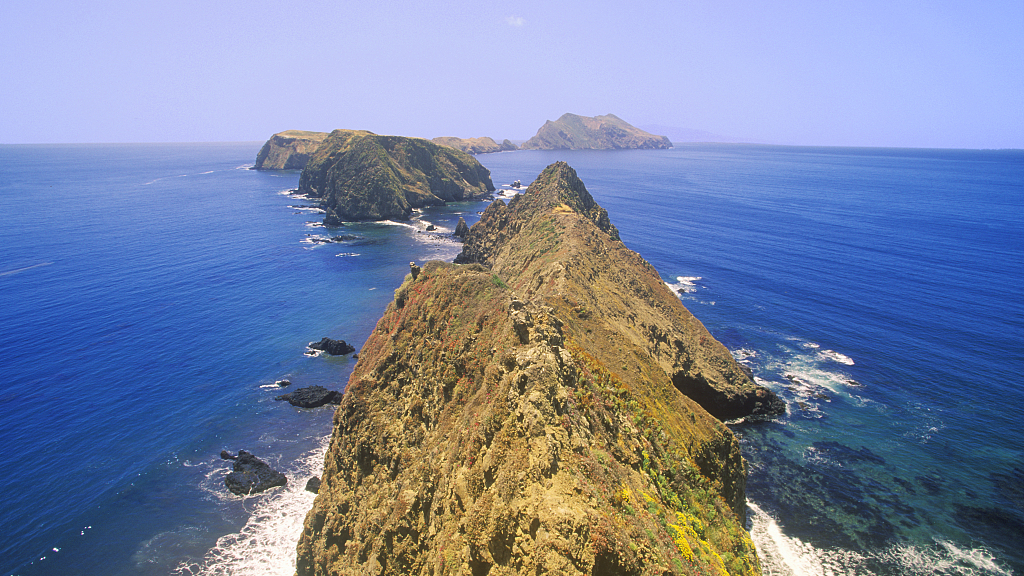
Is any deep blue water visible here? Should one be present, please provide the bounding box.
[1,143,1021,575]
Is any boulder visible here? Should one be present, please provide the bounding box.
[305,476,321,494]
[224,451,287,496]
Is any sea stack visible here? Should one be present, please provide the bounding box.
[297,130,495,224]
[296,162,778,575]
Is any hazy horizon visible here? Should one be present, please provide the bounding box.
[3,0,1022,149]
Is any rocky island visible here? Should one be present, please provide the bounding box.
[521,113,672,150]
[432,137,518,155]
[254,130,329,170]
[296,162,781,575]
[296,130,496,224]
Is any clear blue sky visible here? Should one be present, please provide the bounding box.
[2,0,1022,148]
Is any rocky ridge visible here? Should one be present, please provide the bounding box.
[297,130,495,224]
[296,162,778,575]
[254,130,329,170]
[521,114,672,150]
[432,137,518,155]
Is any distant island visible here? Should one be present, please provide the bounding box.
[253,130,328,170]
[432,136,518,154]
[293,129,495,224]
[521,113,672,150]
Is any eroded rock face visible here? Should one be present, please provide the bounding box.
[297,163,769,576]
[521,113,672,150]
[297,130,495,224]
[254,130,329,170]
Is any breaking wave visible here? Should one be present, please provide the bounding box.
[172,438,329,576]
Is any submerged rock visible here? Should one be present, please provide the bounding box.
[308,337,355,356]
[275,385,342,408]
[224,451,287,496]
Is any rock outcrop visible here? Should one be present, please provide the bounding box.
[521,113,672,150]
[296,162,776,575]
[254,130,329,170]
[276,386,344,408]
[453,217,470,239]
[432,136,518,155]
[309,337,357,356]
[297,130,495,224]
[223,450,287,496]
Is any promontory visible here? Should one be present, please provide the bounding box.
[296,161,782,575]
[521,113,672,150]
[254,130,329,170]
[432,137,518,155]
[296,130,495,224]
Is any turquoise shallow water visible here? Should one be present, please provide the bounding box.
[1,143,1021,575]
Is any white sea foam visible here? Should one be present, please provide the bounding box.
[732,348,758,361]
[818,349,854,365]
[748,501,1014,576]
[173,438,329,576]
[665,275,702,297]
[0,261,53,277]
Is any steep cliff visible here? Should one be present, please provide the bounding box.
[297,162,779,575]
[521,114,672,150]
[432,137,518,154]
[298,130,496,224]
[254,130,329,170]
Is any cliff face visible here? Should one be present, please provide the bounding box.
[432,137,518,155]
[521,114,672,151]
[254,130,329,170]
[298,130,496,224]
[297,162,777,576]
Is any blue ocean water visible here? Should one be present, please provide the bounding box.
[1,143,1021,575]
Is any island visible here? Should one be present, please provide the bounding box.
[521,113,672,150]
[432,136,518,154]
[295,130,496,224]
[253,130,329,170]
[295,162,781,575]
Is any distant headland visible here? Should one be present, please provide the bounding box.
[521,113,672,150]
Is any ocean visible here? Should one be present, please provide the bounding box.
[0,143,1020,575]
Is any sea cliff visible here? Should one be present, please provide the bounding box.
[296,162,780,575]
[254,130,329,170]
[521,114,672,150]
[297,130,495,224]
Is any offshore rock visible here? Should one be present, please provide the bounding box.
[254,130,329,170]
[224,451,287,496]
[521,113,672,150]
[297,130,495,224]
[296,162,769,575]
[453,216,470,238]
[309,337,356,356]
[276,385,343,408]
[306,476,322,494]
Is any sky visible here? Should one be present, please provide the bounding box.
[2,0,1022,148]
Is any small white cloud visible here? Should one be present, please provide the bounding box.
[506,15,525,27]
